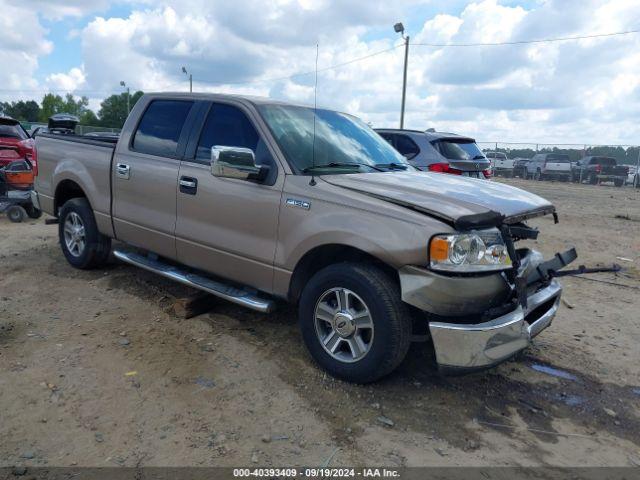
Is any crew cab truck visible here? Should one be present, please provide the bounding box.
[485,151,514,177]
[572,156,629,187]
[526,153,572,181]
[33,93,575,383]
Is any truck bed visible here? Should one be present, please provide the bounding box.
[34,133,116,230]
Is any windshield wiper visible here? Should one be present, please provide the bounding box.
[472,155,486,160]
[302,162,384,173]
[377,162,409,170]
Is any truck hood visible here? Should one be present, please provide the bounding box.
[321,171,555,229]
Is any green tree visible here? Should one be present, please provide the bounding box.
[0,100,40,121]
[97,90,144,128]
[38,93,90,122]
[38,94,66,121]
[80,110,99,125]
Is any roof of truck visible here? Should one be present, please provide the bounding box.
[147,91,315,109]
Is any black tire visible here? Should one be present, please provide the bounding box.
[298,262,412,383]
[634,174,640,189]
[589,174,598,185]
[26,205,43,219]
[58,198,111,269]
[7,205,27,223]
[614,178,624,187]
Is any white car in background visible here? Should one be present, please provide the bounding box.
[485,151,515,177]
[627,165,638,187]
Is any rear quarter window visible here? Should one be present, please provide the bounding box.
[132,100,194,157]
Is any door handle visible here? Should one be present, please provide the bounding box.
[116,163,130,179]
[179,176,198,195]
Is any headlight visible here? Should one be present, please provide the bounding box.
[429,229,511,272]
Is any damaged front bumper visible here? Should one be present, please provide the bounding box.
[399,247,575,374]
[428,280,561,374]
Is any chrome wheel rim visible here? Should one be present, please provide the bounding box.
[63,212,86,257]
[314,287,374,363]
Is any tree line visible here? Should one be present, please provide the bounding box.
[0,91,144,129]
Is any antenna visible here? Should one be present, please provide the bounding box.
[309,42,319,186]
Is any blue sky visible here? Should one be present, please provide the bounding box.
[2,0,640,144]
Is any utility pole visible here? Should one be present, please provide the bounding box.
[182,66,193,93]
[395,23,409,129]
[120,81,130,114]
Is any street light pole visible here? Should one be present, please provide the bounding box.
[120,81,130,114]
[394,23,409,129]
[182,67,193,93]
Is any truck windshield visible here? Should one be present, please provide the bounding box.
[432,139,485,161]
[257,105,408,173]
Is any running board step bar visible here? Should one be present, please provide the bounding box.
[113,250,276,313]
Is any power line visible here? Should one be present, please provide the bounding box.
[412,29,640,47]
[210,44,403,86]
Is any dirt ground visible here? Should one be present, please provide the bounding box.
[1,178,639,468]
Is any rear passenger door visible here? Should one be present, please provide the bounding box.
[175,101,283,293]
[112,98,196,260]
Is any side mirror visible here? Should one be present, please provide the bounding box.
[211,146,269,182]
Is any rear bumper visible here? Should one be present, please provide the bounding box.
[429,280,562,373]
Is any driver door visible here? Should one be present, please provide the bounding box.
[175,102,283,294]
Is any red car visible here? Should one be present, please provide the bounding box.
[0,116,35,171]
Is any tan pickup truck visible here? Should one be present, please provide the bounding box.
[32,93,576,383]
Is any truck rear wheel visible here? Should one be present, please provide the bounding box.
[298,262,412,383]
[614,178,624,187]
[26,205,43,219]
[58,198,111,269]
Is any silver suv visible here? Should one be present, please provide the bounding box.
[375,129,491,178]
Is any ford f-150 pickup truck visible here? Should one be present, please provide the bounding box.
[32,93,576,383]
[571,156,629,187]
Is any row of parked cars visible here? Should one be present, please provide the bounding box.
[486,151,637,187]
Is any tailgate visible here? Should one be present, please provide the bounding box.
[545,162,571,172]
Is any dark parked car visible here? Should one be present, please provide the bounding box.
[512,158,532,178]
[571,156,629,187]
[375,129,491,178]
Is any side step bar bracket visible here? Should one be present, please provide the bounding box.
[113,250,276,313]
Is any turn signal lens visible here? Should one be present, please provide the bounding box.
[429,237,449,262]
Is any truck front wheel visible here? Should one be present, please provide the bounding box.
[299,263,412,383]
[58,198,111,269]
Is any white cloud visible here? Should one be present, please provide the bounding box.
[46,67,87,91]
[0,0,52,97]
[2,0,640,144]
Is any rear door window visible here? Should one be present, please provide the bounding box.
[132,100,194,157]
